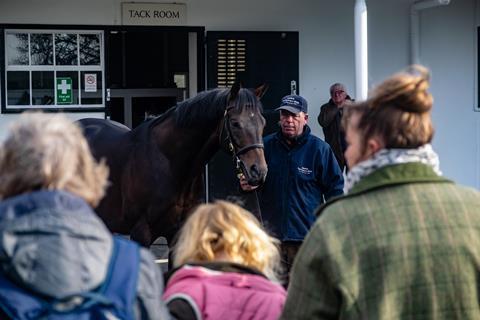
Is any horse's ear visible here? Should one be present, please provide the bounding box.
[229,81,242,101]
[254,84,269,99]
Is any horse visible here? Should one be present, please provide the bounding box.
[77,84,267,246]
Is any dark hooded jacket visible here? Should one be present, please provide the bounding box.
[0,190,171,319]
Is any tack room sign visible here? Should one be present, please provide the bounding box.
[122,3,186,26]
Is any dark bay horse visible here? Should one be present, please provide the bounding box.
[78,84,267,246]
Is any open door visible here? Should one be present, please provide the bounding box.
[104,26,204,128]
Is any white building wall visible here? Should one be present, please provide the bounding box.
[420,0,478,189]
[0,0,479,188]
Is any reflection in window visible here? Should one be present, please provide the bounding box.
[31,34,53,65]
[56,71,79,104]
[4,29,104,109]
[80,34,101,65]
[6,33,29,65]
[55,33,78,65]
[7,71,30,105]
[32,71,54,105]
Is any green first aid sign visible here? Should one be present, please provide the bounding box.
[57,77,73,104]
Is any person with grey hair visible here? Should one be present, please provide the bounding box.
[0,112,171,319]
[318,83,353,172]
[241,95,344,286]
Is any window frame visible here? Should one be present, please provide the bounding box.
[1,25,106,113]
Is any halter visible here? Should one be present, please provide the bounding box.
[219,106,264,176]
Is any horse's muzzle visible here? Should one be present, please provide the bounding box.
[246,163,267,187]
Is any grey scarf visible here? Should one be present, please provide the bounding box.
[345,144,442,193]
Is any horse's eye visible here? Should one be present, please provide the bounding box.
[231,121,242,129]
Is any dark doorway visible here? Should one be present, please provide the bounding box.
[206,31,299,134]
[105,26,204,128]
[131,96,178,127]
[206,31,299,212]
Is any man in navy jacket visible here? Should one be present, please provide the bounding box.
[241,94,344,284]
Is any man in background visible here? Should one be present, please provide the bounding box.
[318,83,353,172]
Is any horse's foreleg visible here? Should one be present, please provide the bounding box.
[130,217,153,247]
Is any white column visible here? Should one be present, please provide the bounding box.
[354,0,368,100]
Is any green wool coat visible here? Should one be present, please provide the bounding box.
[281,162,480,320]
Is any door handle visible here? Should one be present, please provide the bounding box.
[290,80,297,95]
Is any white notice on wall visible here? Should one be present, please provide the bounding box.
[84,74,97,92]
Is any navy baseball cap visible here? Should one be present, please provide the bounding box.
[275,95,308,114]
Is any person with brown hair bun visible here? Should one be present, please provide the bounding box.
[281,65,480,319]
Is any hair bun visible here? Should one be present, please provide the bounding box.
[371,64,433,114]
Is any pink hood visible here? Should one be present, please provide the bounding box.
[163,265,286,320]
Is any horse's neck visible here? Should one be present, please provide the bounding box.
[151,116,221,174]
[181,123,221,166]
[195,129,222,166]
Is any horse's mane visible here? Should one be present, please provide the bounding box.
[174,89,227,127]
[175,88,263,127]
[137,87,263,132]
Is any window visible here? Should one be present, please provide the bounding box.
[3,29,104,111]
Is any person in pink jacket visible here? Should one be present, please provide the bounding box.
[163,200,286,320]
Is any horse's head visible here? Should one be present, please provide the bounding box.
[222,83,268,187]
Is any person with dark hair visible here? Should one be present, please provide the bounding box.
[241,94,344,285]
[282,65,480,319]
[318,83,353,172]
[0,113,171,319]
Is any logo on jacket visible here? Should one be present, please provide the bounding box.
[297,166,312,175]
